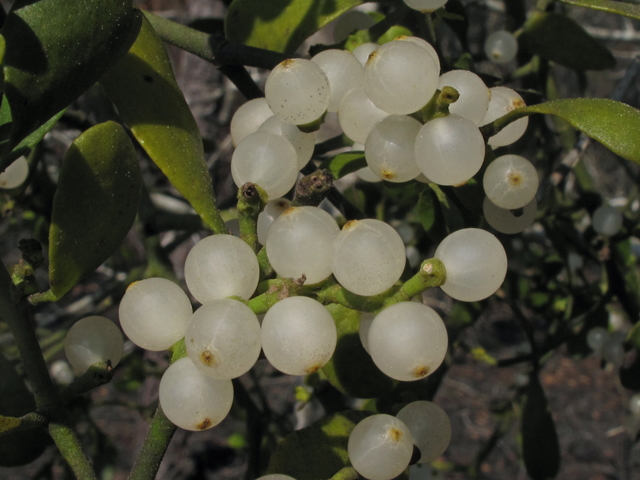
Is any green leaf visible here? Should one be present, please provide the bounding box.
[0,34,5,66]
[100,16,226,234]
[267,410,371,480]
[0,352,50,466]
[0,103,65,172]
[321,304,395,399]
[429,183,465,234]
[2,0,141,147]
[376,25,413,45]
[320,152,366,179]
[47,121,141,301]
[519,12,614,71]
[417,188,438,234]
[225,0,365,54]
[559,0,640,20]
[485,99,640,165]
[521,374,561,480]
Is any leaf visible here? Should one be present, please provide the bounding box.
[267,410,371,480]
[321,304,395,399]
[559,0,640,21]
[0,104,65,172]
[47,121,141,301]
[225,0,365,54]
[519,13,614,71]
[100,16,226,234]
[2,0,141,147]
[429,183,465,234]
[486,99,640,166]
[320,152,366,179]
[0,352,50,466]
[521,374,561,480]
[417,188,438,234]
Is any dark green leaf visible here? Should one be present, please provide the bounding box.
[429,183,465,234]
[47,121,141,300]
[100,16,225,234]
[0,104,65,172]
[521,374,561,480]
[320,152,366,179]
[559,0,640,20]
[0,352,50,466]
[267,410,371,480]
[486,99,640,165]
[417,187,438,233]
[321,304,395,399]
[225,0,365,54]
[519,13,614,71]
[2,0,141,147]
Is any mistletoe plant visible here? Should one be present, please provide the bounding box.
[2,0,640,479]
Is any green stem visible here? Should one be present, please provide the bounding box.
[314,258,446,312]
[142,10,279,99]
[248,278,304,314]
[128,341,186,480]
[479,107,532,141]
[257,247,275,280]
[382,259,446,308]
[59,362,114,404]
[421,87,459,122]
[0,270,57,409]
[237,183,268,253]
[142,11,288,69]
[128,406,177,480]
[49,420,99,480]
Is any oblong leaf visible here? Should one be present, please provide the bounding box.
[321,304,395,399]
[485,99,640,165]
[2,0,141,147]
[100,16,226,234]
[521,374,561,480]
[267,410,371,480]
[225,0,365,54]
[560,0,640,20]
[519,12,614,71]
[0,352,50,466]
[48,121,141,300]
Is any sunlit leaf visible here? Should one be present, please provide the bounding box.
[2,0,141,147]
[47,121,141,301]
[225,0,365,54]
[100,15,226,234]
[485,99,640,165]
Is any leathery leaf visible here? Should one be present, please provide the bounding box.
[100,15,226,234]
[47,121,141,300]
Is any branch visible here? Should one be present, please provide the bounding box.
[314,259,447,312]
[142,10,289,69]
[237,183,268,253]
[128,406,177,480]
[141,10,283,99]
[48,419,99,480]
